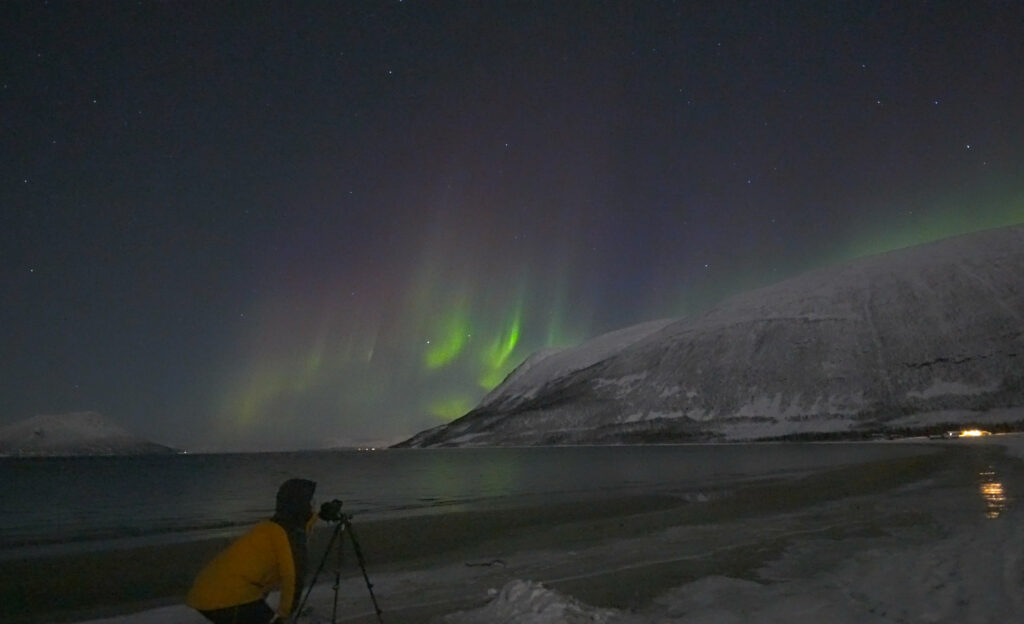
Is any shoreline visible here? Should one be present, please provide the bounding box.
[4,443,966,624]
[3,495,685,624]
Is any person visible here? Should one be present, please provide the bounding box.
[186,478,318,624]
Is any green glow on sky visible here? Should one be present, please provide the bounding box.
[479,306,523,389]
[542,283,587,348]
[478,368,507,391]
[428,395,474,421]
[232,372,279,424]
[839,186,1024,262]
[211,179,1024,448]
[226,364,317,426]
[488,312,522,367]
[424,309,471,370]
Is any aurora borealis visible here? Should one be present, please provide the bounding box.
[3,2,1023,451]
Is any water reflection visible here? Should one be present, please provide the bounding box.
[978,468,1008,519]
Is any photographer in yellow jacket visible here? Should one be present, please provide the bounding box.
[187,478,317,624]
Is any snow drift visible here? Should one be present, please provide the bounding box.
[401,225,1024,446]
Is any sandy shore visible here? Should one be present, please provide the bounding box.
[8,441,998,624]
[3,493,684,623]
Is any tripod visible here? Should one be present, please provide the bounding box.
[293,513,383,624]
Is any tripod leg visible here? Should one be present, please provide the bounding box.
[331,526,344,624]
[342,518,384,623]
[293,521,344,623]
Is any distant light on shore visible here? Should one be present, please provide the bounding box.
[959,429,990,438]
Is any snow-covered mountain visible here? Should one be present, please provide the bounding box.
[399,225,1024,447]
[0,412,178,457]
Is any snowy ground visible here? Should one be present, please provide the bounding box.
[79,436,1024,624]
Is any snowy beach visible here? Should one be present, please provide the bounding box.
[8,436,1019,623]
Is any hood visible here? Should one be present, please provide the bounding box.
[274,478,316,525]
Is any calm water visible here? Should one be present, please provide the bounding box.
[0,444,935,557]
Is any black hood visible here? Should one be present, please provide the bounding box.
[273,478,316,525]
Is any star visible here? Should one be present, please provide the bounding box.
[2,0,1021,451]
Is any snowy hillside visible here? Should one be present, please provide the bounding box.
[399,224,1024,447]
[478,318,677,409]
[0,412,177,457]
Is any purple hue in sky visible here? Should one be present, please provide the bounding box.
[3,2,1022,450]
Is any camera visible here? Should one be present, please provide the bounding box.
[318,498,345,522]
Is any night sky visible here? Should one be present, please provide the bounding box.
[3,2,1022,451]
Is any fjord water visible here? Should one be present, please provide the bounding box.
[0,443,935,557]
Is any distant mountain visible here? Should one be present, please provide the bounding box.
[0,412,178,457]
[399,225,1024,447]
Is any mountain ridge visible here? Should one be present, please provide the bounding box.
[399,225,1024,447]
[0,412,179,457]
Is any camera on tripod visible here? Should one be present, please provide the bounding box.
[318,498,345,522]
[299,497,384,623]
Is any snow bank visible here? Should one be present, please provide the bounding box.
[84,503,1024,624]
[79,605,205,624]
[443,503,1024,623]
[440,580,620,623]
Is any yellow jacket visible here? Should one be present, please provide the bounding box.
[186,520,302,619]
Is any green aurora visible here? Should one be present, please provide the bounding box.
[213,184,1023,445]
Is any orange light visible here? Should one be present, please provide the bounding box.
[979,473,1007,519]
